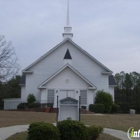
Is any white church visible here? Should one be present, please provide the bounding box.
[4,1,116,110]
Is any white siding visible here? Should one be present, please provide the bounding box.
[21,86,26,101]
[19,40,113,110]
[109,87,115,102]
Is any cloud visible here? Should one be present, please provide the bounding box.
[0,0,140,74]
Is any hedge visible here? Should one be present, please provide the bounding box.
[89,104,105,113]
[57,120,88,140]
[94,90,113,113]
[111,104,120,113]
[17,103,27,109]
[28,122,60,140]
[87,125,103,140]
[28,102,41,108]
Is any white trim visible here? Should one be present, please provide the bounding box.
[38,64,97,89]
[39,86,47,89]
[102,72,112,75]
[88,87,96,90]
[23,38,112,73]
[23,71,33,74]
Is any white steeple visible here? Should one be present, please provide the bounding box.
[62,0,73,40]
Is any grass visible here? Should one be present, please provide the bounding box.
[0,111,139,132]
[0,111,139,139]
[6,131,121,140]
[81,114,140,132]
[0,111,56,128]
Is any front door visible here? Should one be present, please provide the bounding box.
[54,90,75,108]
[59,90,75,100]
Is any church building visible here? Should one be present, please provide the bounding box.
[3,1,116,110]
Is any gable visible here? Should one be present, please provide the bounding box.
[23,38,112,73]
[38,64,96,89]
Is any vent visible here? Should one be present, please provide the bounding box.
[64,49,72,59]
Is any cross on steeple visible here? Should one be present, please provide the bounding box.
[62,0,73,40]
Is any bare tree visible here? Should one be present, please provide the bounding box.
[0,35,20,81]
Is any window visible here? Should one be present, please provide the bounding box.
[48,90,54,103]
[80,90,87,104]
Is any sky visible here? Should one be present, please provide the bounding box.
[0,0,140,75]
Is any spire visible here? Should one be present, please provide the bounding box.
[62,0,73,40]
[67,0,69,26]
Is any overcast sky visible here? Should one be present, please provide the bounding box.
[0,0,140,75]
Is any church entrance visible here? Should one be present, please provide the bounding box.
[59,90,75,100]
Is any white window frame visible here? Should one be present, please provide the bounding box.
[80,90,87,105]
[47,90,54,103]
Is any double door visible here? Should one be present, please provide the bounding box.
[59,90,75,100]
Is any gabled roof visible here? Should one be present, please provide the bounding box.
[109,75,116,86]
[38,64,97,89]
[64,49,72,59]
[23,38,112,73]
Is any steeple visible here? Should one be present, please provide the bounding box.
[62,0,73,40]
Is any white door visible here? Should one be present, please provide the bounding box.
[59,90,75,100]
[59,106,77,121]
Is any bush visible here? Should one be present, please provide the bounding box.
[17,103,27,109]
[87,125,103,140]
[111,104,120,113]
[81,106,87,109]
[27,94,36,104]
[117,102,129,113]
[28,122,60,140]
[46,103,53,108]
[89,104,105,113]
[28,103,41,108]
[57,120,88,140]
[94,90,113,113]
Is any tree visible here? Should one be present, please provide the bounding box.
[0,75,21,109]
[94,90,113,113]
[0,35,19,81]
[114,71,140,113]
[27,94,36,104]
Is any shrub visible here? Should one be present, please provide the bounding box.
[27,94,36,104]
[94,90,113,113]
[46,103,53,108]
[57,120,88,140]
[28,122,60,140]
[111,104,120,113]
[28,102,41,108]
[117,102,129,113]
[81,106,87,109]
[87,125,103,140]
[17,103,27,109]
[89,104,105,113]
